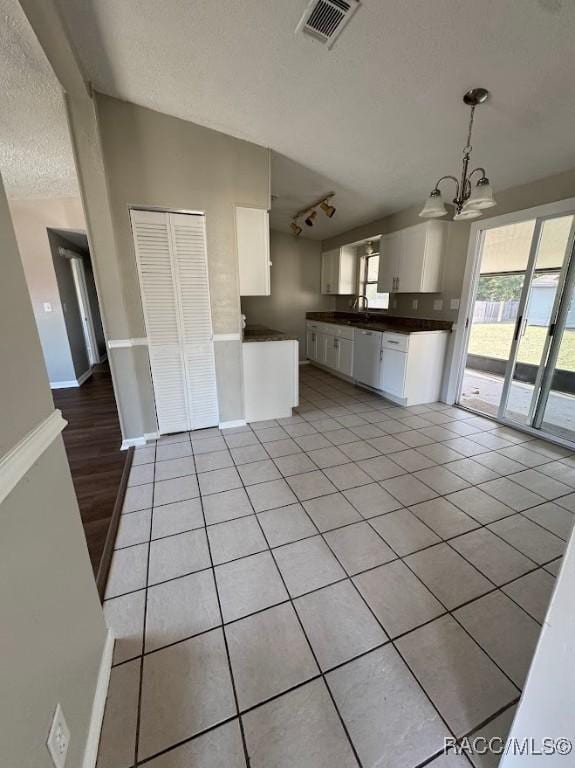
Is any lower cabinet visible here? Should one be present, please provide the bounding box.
[307,320,448,406]
[306,322,353,377]
[380,347,407,399]
[336,337,353,377]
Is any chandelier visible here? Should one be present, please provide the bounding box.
[420,88,496,221]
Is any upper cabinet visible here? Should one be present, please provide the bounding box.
[237,206,271,296]
[377,221,448,293]
[321,246,357,295]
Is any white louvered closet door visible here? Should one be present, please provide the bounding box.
[169,213,219,430]
[130,209,218,434]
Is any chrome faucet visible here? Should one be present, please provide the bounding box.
[352,294,369,315]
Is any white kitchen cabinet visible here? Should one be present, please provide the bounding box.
[321,246,357,294]
[336,337,353,377]
[325,335,338,369]
[306,327,317,361]
[380,347,407,399]
[377,232,402,293]
[377,221,447,293]
[236,206,271,296]
[315,332,329,365]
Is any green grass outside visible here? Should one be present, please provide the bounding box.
[468,323,575,371]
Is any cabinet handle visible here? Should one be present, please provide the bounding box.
[387,340,400,345]
[396,277,400,290]
[379,349,383,361]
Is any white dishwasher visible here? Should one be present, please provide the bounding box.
[353,328,383,389]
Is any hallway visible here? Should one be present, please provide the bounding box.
[53,362,127,575]
[98,366,572,767]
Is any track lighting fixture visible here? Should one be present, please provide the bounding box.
[305,210,317,227]
[291,221,303,236]
[320,200,336,218]
[292,192,336,235]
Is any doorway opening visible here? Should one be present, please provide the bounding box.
[458,210,575,443]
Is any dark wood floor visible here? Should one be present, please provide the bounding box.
[52,362,127,574]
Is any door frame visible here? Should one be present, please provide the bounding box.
[69,254,100,367]
[446,196,575,407]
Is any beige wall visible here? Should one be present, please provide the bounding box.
[0,174,107,766]
[241,230,336,359]
[74,92,270,431]
[9,196,86,383]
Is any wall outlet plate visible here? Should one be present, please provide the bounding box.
[43,302,53,312]
[433,299,443,311]
[450,298,460,310]
[47,704,70,768]
[411,299,418,309]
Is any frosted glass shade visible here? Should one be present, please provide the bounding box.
[419,190,447,218]
[467,178,496,210]
[454,204,482,221]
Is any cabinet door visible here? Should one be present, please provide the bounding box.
[337,338,353,376]
[325,335,338,369]
[396,226,426,293]
[236,207,271,296]
[381,348,407,398]
[377,232,401,292]
[321,250,336,294]
[306,328,317,360]
[316,332,328,364]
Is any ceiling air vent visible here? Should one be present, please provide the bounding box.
[296,0,360,47]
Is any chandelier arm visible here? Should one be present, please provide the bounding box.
[468,167,487,181]
[434,175,461,204]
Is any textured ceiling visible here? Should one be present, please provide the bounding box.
[0,0,78,199]
[52,0,575,238]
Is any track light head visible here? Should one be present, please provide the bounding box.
[305,210,317,227]
[291,221,303,236]
[320,201,336,218]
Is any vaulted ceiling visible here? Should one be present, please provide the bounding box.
[5,0,575,238]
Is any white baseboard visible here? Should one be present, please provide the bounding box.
[219,419,247,430]
[82,629,114,768]
[299,360,310,366]
[121,432,160,450]
[50,368,93,389]
[77,368,93,386]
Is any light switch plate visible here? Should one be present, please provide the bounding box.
[47,703,70,768]
[450,298,460,310]
[433,299,443,311]
[43,302,53,313]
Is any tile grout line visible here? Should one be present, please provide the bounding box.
[230,453,366,768]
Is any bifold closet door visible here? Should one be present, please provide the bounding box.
[170,213,219,429]
[130,209,218,434]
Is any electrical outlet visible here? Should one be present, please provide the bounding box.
[411,299,418,309]
[43,302,52,313]
[433,299,443,311]
[450,298,460,310]
[47,704,70,768]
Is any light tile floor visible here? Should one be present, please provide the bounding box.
[98,365,574,768]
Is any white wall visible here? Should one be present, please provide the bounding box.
[9,196,87,383]
[0,174,108,767]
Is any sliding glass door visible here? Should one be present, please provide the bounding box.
[459,210,575,443]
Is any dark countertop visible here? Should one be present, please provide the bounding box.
[305,311,452,335]
[243,324,299,342]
